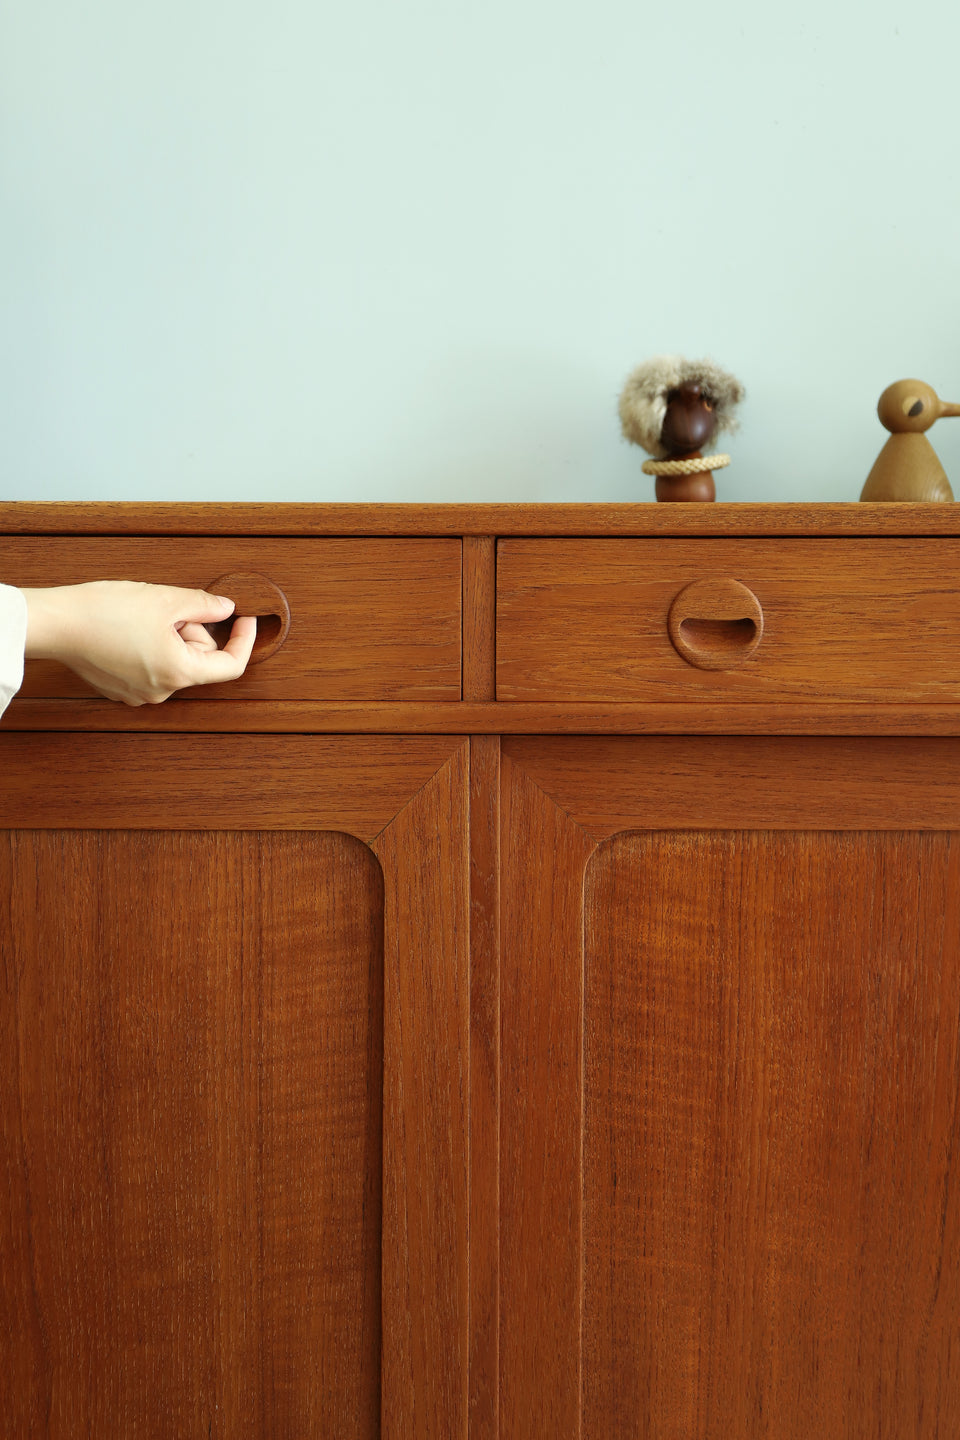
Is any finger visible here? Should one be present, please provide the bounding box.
[169,589,237,626]
[184,614,257,684]
[221,614,258,669]
[178,621,220,651]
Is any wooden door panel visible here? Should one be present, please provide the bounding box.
[0,737,469,1440]
[1,830,382,1439]
[501,739,960,1440]
[584,830,960,1440]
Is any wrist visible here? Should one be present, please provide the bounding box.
[22,587,80,662]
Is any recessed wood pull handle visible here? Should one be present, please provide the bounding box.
[667,578,763,670]
[206,572,291,666]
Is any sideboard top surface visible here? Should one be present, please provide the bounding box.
[4,502,960,537]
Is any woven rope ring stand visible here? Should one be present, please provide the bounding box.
[641,454,731,476]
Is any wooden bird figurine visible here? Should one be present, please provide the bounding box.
[860,379,960,502]
[618,356,745,501]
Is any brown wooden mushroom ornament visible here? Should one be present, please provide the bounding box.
[860,379,960,501]
[618,356,745,501]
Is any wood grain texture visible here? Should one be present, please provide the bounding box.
[501,737,960,1437]
[6,502,960,1437]
[0,734,461,838]
[500,750,595,1438]
[7,501,960,536]
[497,538,960,702]
[503,735,960,838]
[14,698,960,735]
[462,538,497,702]
[583,829,960,1439]
[0,830,383,1438]
[1,537,461,701]
[372,742,470,1440]
[0,736,471,1438]
[469,736,500,1438]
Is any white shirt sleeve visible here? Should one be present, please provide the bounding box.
[0,585,28,717]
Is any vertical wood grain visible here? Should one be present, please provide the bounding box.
[256,835,383,1438]
[0,830,383,1439]
[583,830,960,1440]
[462,537,496,703]
[469,735,500,1438]
[499,752,596,1438]
[373,742,471,1440]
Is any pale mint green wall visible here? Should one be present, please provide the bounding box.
[3,0,959,503]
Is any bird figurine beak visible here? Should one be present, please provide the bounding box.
[940,400,960,417]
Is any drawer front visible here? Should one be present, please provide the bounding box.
[3,538,461,701]
[497,538,960,702]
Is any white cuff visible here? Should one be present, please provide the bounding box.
[0,584,28,717]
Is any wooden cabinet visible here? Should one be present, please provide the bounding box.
[1,503,959,1438]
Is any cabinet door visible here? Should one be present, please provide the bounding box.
[0,734,469,1440]
[500,737,960,1440]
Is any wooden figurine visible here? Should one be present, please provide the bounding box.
[618,356,745,501]
[860,378,960,502]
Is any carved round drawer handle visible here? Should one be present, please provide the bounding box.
[667,578,763,670]
[206,572,291,666]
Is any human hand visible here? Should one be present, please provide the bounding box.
[22,581,257,705]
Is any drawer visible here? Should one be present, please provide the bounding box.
[496,538,960,702]
[3,538,461,701]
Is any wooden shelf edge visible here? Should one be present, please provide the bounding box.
[4,502,960,537]
[6,699,960,735]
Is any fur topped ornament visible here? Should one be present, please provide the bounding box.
[618,356,745,501]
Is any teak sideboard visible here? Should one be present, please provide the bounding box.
[1,502,959,1439]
